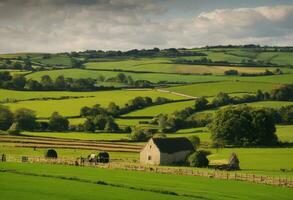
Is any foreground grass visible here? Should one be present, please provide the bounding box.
[0,162,292,200]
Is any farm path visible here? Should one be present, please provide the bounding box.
[156,89,198,99]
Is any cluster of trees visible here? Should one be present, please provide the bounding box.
[105,73,152,88]
[0,106,69,133]
[81,96,172,118]
[224,68,283,76]
[150,84,293,133]
[0,58,33,71]
[79,104,125,133]
[0,73,97,91]
[70,48,206,59]
[79,96,172,133]
[209,106,278,146]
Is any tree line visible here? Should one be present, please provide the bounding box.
[0,72,154,91]
[0,106,69,134]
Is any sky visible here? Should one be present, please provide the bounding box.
[0,0,293,53]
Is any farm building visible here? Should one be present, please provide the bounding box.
[140,137,194,165]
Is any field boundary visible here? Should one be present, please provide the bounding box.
[3,155,293,188]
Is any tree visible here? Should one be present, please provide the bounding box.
[14,108,37,131]
[48,112,69,131]
[54,75,67,90]
[270,84,293,101]
[104,120,119,132]
[83,118,95,132]
[0,105,14,131]
[188,151,209,167]
[256,90,264,100]
[41,75,54,90]
[80,106,92,117]
[209,106,278,146]
[107,102,120,116]
[212,92,231,106]
[11,75,26,90]
[71,58,83,68]
[93,114,108,130]
[194,97,208,111]
[129,127,151,141]
[25,79,42,90]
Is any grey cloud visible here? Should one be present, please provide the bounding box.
[0,1,292,53]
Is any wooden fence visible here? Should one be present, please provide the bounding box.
[2,155,293,188]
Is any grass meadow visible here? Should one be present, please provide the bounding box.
[165,81,276,97]
[3,89,185,117]
[0,162,292,200]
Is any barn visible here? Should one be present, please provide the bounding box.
[140,137,194,165]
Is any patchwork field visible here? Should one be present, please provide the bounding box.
[1,47,293,199]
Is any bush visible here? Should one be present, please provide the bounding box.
[188,151,209,167]
[45,149,57,159]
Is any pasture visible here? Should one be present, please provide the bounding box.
[124,100,195,117]
[209,148,293,177]
[0,162,293,200]
[85,59,287,75]
[165,81,276,97]
[25,68,293,85]
[4,89,185,117]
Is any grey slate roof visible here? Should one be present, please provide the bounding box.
[152,137,194,154]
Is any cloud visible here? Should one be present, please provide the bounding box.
[0,1,292,53]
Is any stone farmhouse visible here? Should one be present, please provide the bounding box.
[140,137,194,165]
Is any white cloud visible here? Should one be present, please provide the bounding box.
[0,2,292,53]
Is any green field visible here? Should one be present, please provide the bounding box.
[4,89,185,117]
[166,81,276,97]
[124,100,195,117]
[209,148,293,174]
[193,101,293,119]
[0,162,292,200]
[85,58,286,75]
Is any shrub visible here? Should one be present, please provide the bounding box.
[45,149,58,159]
[188,150,209,168]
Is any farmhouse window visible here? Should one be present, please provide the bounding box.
[148,155,152,160]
